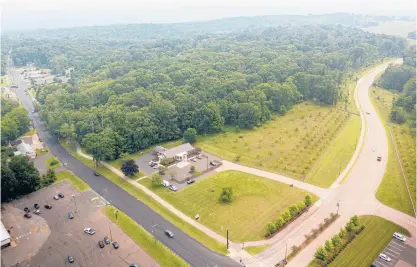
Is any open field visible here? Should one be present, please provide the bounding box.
[104,206,188,267]
[60,141,228,255]
[197,102,351,183]
[363,21,416,44]
[54,170,90,192]
[371,86,416,216]
[45,155,61,170]
[309,216,410,267]
[139,170,318,242]
[244,245,271,256]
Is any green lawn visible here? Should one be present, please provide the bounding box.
[103,206,189,267]
[371,86,416,216]
[35,147,49,156]
[139,170,318,242]
[55,170,90,192]
[309,216,410,267]
[60,141,228,255]
[244,245,270,256]
[45,156,61,170]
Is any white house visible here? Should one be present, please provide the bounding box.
[14,141,36,159]
[0,221,10,248]
[158,143,194,161]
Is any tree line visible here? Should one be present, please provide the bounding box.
[7,21,408,162]
[1,98,31,145]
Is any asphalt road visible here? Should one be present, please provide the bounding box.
[8,61,239,267]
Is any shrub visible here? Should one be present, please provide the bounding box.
[160,157,176,166]
[305,195,312,206]
[331,235,341,248]
[315,246,328,261]
[338,228,346,238]
[266,222,276,235]
[158,166,167,175]
[289,204,299,217]
[281,210,291,222]
[275,217,285,229]
[50,159,59,166]
[219,188,233,203]
[151,173,163,187]
[324,240,333,252]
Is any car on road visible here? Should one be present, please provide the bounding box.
[58,193,65,198]
[168,185,178,192]
[94,172,100,176]
[187,179,195,184]
[53,195,59,200]
[377,156,382,162]
[164,230,174,238]
[68,254,74,263]
[209,161,217,166]
[34,203,40,209]
[24,213,32,218]
[98,240,105,248]
[112,241,119,249]
[379,253,391,262]
[84,228,95,235]
[68,212,74,219]
[393,232,406,242]
[34,209,41,215]
[104,236,110,244]
[44,204,52,209]
[366,112,370,115]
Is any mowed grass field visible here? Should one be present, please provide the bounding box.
[139,170,318,242]
[55,170,90,192]
[326,216,410,267]
[371,86,416,216]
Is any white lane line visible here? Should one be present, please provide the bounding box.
[390,241,406,249]
[388,244,402,252]
[384,251,397,258]
[386,248,400,255]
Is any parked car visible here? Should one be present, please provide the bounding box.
[112,241,119,249]
[34,209,41,215]
[94,172,100,176]
[84,228,95,235]
[209,161,217,166]
[24,207,30,212]
[168,185,178,192]
[165,230,174,238]
[366,112,370,115]
[53,195,59,200]
[190,158,196,162]
[393,232,406,242]
[187,179,195,184]
[152,165,158,169]
[377,156,382,162]
[129,265,139,267]
[34,203,40,209]
[68,212,74,219]
[68,254,74,263]
[24,213,32,218]
[98,240,105,248]
[162,180,170,187]
[379,253,391,262]
[104,236,110,244]
[44,204,52,209]
[197,154,202,159]
[58,193,65,198]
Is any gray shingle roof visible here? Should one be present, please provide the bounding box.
[162,143,194,158]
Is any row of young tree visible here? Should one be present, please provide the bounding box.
[377,46,416,131]
[9,22,408,161]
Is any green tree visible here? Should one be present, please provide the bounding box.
[331,234,341,248]
[304,195,312,206]
[151,173,163,187]
[219,187,233,203]
[338,227,347,238]
[281,210,291,222]
[289,204,300,217]
[350,215,360,227]
[1,159,18,202]
[266,222,276,235]
[83,128,116,164]
[314,246,328,261]
[39,169,57,187]
[183,128,197,143]
[51,55,68,74]
[325,240,333,252]
[121,159,139,176]
[275,217,285,229]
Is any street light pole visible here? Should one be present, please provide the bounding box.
[337,202,340,215]
[115,210,118,222]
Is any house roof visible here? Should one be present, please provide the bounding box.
[162,143,194,158]
[0,221,11,246]
[17,142,33,154]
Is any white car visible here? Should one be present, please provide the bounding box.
[169,185,178,192]
[393,232,406,242]
[379,253,391,262]
[53,195,59,200]
[84,228,96,235]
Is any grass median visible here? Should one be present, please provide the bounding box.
[46,155,61,170]
[61,141,228,255]
[103,206,189,267]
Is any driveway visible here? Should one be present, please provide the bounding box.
[135,152,157,176]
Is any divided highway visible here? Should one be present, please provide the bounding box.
[8,62,239,267]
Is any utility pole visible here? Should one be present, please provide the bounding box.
[226,230,229,249]
[151,224,158,246]
[115,210,118,222]
[337,202,340,215]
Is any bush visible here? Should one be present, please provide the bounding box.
[50,159,59,166]
[219,188,233,203]
[151,173,163,187]
[275,217,285,229]
[266,222,276,235]
[315,246,327,261]
[158,166,167,175]
[305,195,312,206]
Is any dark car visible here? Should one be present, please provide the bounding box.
[24,213,32,218]
[44,204,52,209]
[34,203,40,209]
[377,156,382,162]
[68,254,74,263]
[104,236,110,244]
[24,207,30,212]
[209,161,217,166]
[187,179,195,184]
[164,230,174,238]
[112,242,119,249]
[94,172,100,176]
[98,240,105,248]
[58,193,65,198]
[68,212,74,219]
[130,265,139,267]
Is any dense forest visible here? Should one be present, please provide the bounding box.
[1,98,31,145]
[377,46,416,130]
[4,14,410,162]
[407,31,416,40]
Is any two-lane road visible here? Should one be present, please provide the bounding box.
[8,62,239,267]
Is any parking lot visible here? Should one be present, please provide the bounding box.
[2,181,160,267]
[371,238,416,267]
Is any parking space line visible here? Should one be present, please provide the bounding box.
[375,260,390,267]
[388,244,402,252]
[384,251,398,258]
[385,247,400,255]
[390,241,406,249]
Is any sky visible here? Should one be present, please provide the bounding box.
[1,0,416,31]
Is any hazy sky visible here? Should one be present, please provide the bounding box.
[1,0,416,31]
